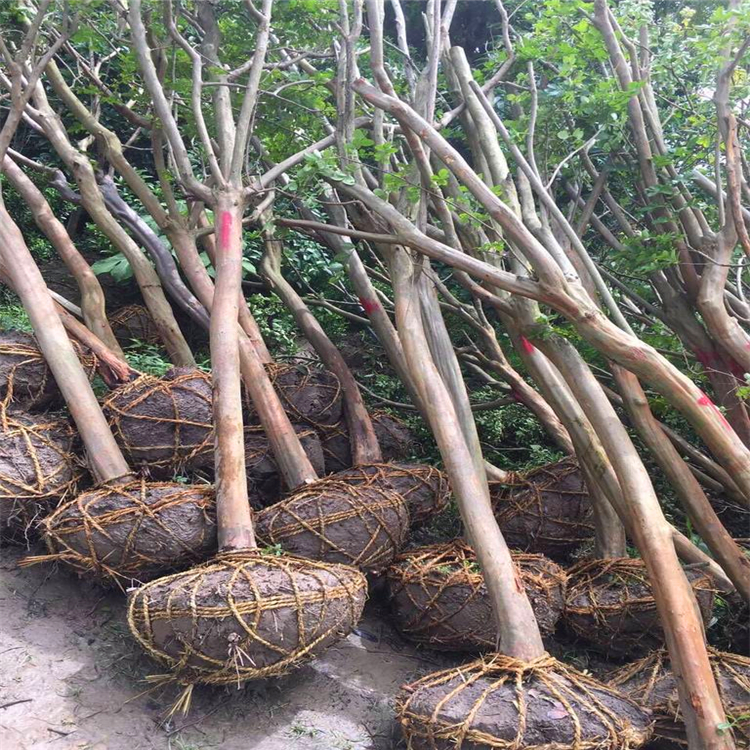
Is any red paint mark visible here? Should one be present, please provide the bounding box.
[358,296,379,315]
[510,389,523,403]
[694,349,715,368]
[727,358,746,380]
[697,391,732,432]
[219,212,233,248]
[520,337,535,355]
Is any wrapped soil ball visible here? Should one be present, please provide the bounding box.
[255,478,409,573]
[489,458,594,562]
[398,653,653,750]
[319,411,416,474]
[193,423,325,507]
[331,462,450,527]
[30,479,217,585]
[127,551,367,685]
[110,304,160,346]
[609,648,750,747]
[386,541,567,651]
[248,362,342,427]
[565,558,715,659]
[0,330,96,410]
[0,410,80,541]
[103,367,213,477]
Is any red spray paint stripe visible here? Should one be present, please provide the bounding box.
[697,391,733,431]
[358,296,379,315]
[219,211,233,248]
[520,337,535,355]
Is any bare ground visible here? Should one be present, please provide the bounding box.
[0,546,457,750]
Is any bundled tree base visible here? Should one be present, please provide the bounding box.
[192,423,325,507]
[564,558,715,659]
[397,653,653,750]
[247,362,343,427]
[609,648,750,747]
[318,411,416,473]
[0,330,96,410]
[26,479,217,585]
[110,304,160,347]
[0,410,81,542]
[255,477,409,573]
[127,551,367,686]
[329,462,450,527]
[103,367,213,477]
[386,541,567,651]
[489,458,594,562]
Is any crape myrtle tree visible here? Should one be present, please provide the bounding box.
[0,0,748,747]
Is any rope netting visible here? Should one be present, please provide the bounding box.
[331,462,450,527]
[397,653,653,750]
[102,368,213,476]
[127,551,367,691]
[0,409,81,541]
[0,330,97,410]
[255,477,409,573]
[248,362,343,427]
[489,458,594,562]
[110,304,160,346]
[609,648,750,746]
[23,479,217,586]
[565,557,715,659]
[386,541,567,651]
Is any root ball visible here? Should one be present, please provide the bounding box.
[331,462,450,527]
[386,541,567,651]
[110,304,160,346]
[103,368,213,476]
[398,654,653,750]
[565,558,715,659]
[34,479,216,584]
[0,330,96,410]
[127,551,367,685]
[490,458,594,561]
[0,410,80,540]
[609,648,750,746]
[255,478,409,573]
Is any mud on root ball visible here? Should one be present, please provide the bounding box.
[329,462,450,527]
[0,330,97,411]
[386,541,567,651]
[255,478,409,574]
[102,368,213,477]
[27,479,217,585]
[246,362,342,427]
[489,458,594,562]
[564,557,715,660]
[318,411,417,474]
[110,304,161,347]
[0,410,81,542]
[127,551,367,686]
[609,648,750,747]
[397,653,653,750]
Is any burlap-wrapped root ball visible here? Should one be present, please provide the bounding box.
[28,480,217,585]
[330,462,450,527]
[127,551,367,685]
[609,648,750,747]
[110,304,160,346]
[0,330,97,410]
[386,541,567,651]
[489,458,594,562]
[0,410,81,541]
[192,423,325,507]
[565,558,715,659]
[398,654,653,750]
[103,367,212,477]
[255,478,409,573]
[319,411,416,474]
[247,362,342,427]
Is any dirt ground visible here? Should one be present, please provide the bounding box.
[0,546,457,750]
